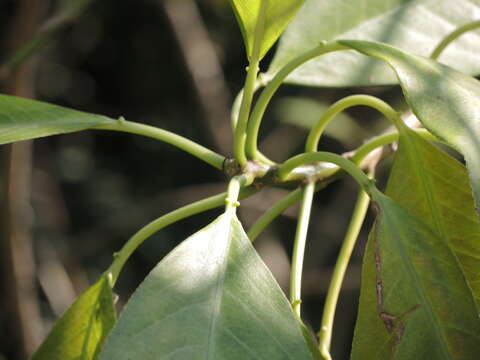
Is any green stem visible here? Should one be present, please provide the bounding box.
[247,129,438,242]
[431,20,480,60]
[108,187,258,284]
[248,188,302,241]
[247,178,337,241]
[290,182,315,317]
[225,174,254,214]
[230,80,264,131]
[277,152,376,195]
[234,60,260,166]
[233,0,268,167]
[350,128,438,165]
[245,41,349,161]
[318,188,371,359]
[305,95,401,153]
[92,119,225,169]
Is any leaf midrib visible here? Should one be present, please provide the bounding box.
[205,214,233,360]
[400,130,447,238]
[383,210,453,360]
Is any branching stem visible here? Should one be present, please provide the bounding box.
[277,152,376,195]
[247,129,437,241]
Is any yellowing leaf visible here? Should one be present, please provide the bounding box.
[351,193,480,359]
[31,274,116,360]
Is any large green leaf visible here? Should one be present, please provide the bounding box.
[268,0,480,86]
[0,94,113,144]
[386,128,480,305]
[338,40,480,212]
[229,0,304,60]
[100,212,314,360]
[31,274,116,360]
[351,192,480,359]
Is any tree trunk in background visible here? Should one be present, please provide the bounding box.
[1,0,46,358]
[162,0,233,155]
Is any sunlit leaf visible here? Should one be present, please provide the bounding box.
[339,40,480,212]
[386,129,480,305]
[100,212,314,360]
[0,94,113,144]
[351,192,480,359]
[31,274,116,360]
[229,0,304,60]
[268,0,480,86]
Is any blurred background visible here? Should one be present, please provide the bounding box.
[0,1,404,359]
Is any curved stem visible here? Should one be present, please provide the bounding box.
[108,186,258,284]
[290,182,315,317]
[277,152,376,195]
[318,188,371,359]
[92,119,225,169]
[431,20,480,60]
[350,128,438,165]
[233,0,267,167]
[245,41,349,162]
[225,174,254,214]
[246,129,438,242]
[305,95,401,153]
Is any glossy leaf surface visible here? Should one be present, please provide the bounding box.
[100,212,314,360]
[31,274,116,360]
[0,94,112,144]
[228,0,304,60]
[340,40,480,212]
[351,192,480,359]
[268,0,480,86]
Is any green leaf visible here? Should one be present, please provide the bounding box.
[351,193,480,359]
[100,212,314,360]
[0,94,113,144]
[386,129,480,305]
[268,0,480,86]
[338,40,480,212]
[31,274,116,360]
[229,0,304,60]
